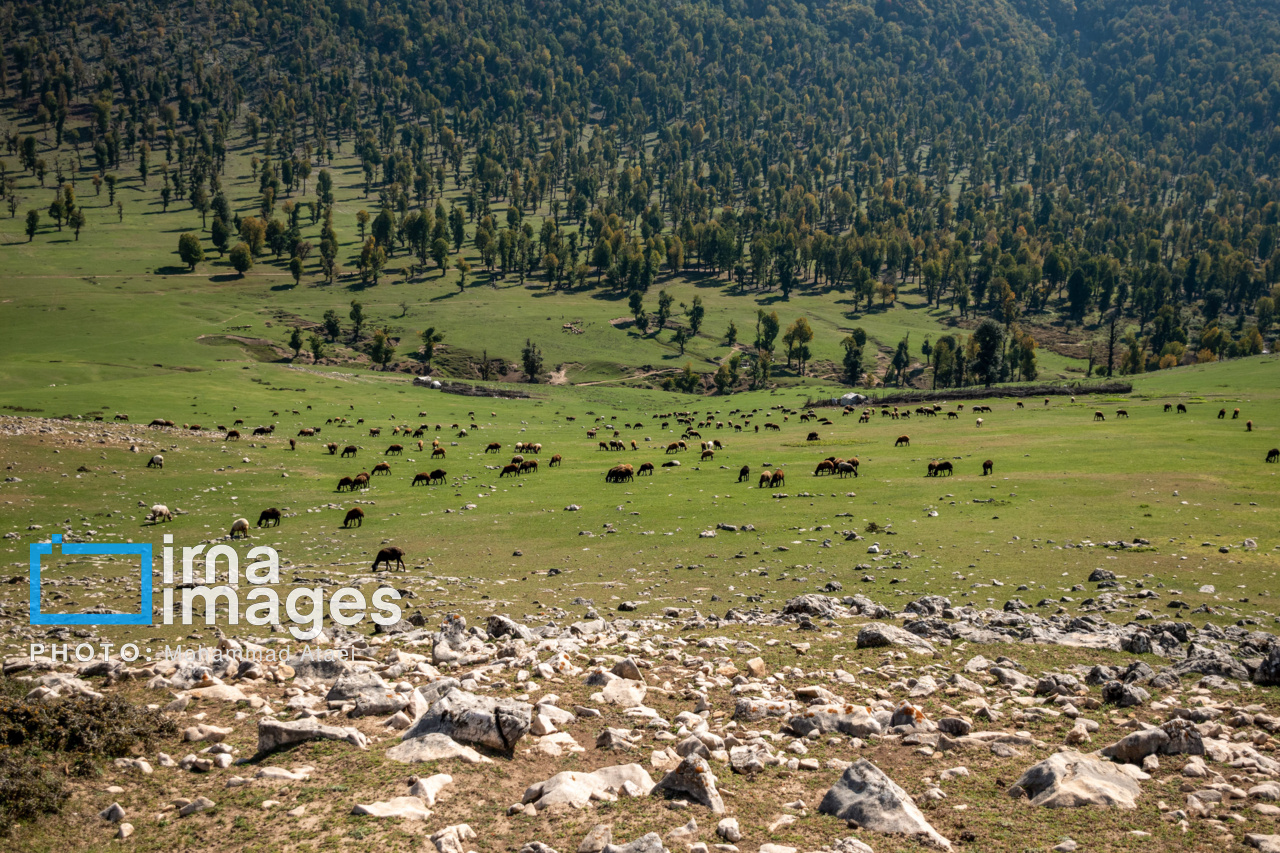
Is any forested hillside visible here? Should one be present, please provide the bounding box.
[1,0,1277,388]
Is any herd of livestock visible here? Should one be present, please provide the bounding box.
[127,397,1275,545]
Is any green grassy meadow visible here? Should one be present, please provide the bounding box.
[0,348,1276,657]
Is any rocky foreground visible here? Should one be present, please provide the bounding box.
[10,588,1280,852]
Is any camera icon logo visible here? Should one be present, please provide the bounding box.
[29,534,153,626]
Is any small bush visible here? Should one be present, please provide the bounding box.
[0,683,177,833]
[0,692,176,756]
[0,749,71,830]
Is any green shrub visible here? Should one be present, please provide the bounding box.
[0,680,177,833]
[0,749,71,831]
[0,692,176,756]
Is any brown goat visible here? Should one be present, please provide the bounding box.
[343,507,365,528]
[372,547,406,571]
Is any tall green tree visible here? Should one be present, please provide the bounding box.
[177,233,204,270]
[972,319,1005,387]
[420,327,444,372]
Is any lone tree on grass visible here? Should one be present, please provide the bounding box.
[307,334,325,363]
[349,300,365,341]
[178,233,204,270]
[229,242,253,277]
[521,338,543,382]
[674,326,690,355]
[289,327,303,359]
[420,327,444,373]
[24,209,38,241]
[68,208,85,240]
[370,329,396,370]
[322,309,341,340]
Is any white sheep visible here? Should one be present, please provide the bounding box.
[148,504,173,523]
[229,518,250,539]
[146,454,164,468]
[976,417,984,428]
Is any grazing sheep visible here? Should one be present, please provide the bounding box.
[815,459,835,476]
[666,442,681,453]
[289,438,296,450]
[225,429,241,440]
[947,411,959,419]
[837,461,857,478]
[372,547,406,571]
[257,508,282,527]
[385,444,404,455]
[738,464,750,482]
[1116,409,1128,418]
[519,459,539,474]
[701,449,714,461]
[337,476,356,491]
[417,440,424,451]
[1218,408,1227,419]
[326,443,338,455]
[1267,449,1279,463]
[500,464,520,478]
[549,454,563,467]
[511,455,524,464]
[1093,411,1105,421]
[605,464,634,483]
[353,473,370,490]
[1234,408,1241,419]
[298,428,316,436]
[372,462,391,475]
[638,462,654,475]
[341,445,359,458]
[343,508,365,528]
[1164,403,1173,412]
[114,413,129,421]
[926,461,937,477]
[770,469,785,487]
[806,431,820,441]
[412,472,431,486]
[230,518,251,539]
[530,444,542,454]
[895,435,910,447]
[253,425,274,436]
[1247,420,1253,432]
[982,459,994,476]
[1016,401,1024,409]
[976,417,984,428]
[369,427,381,437]
[1177,403,1187,413]
[432,447,446,459]
[934,461,953,476]
[485,442,502,453]
[148,504,172,523]
[428,469,447,485]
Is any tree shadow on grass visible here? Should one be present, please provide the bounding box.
[155,265,190,275]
